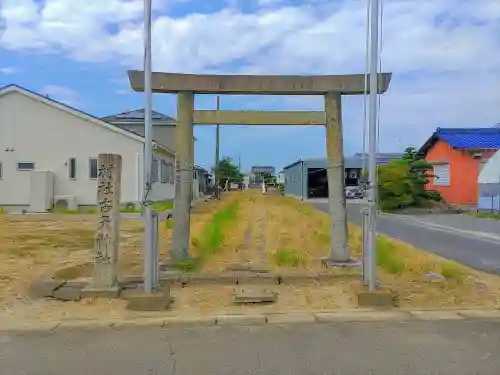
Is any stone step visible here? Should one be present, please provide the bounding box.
[232,287,277,304]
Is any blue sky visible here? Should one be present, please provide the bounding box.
[1,0,500,172]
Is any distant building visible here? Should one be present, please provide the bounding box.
[281,153,403,200]
[249,166,275,185]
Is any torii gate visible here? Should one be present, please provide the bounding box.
[127,70,391,266]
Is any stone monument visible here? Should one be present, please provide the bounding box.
[83,153,122,297]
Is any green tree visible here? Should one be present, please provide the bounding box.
[262,172,277,185]
[377,147,442,211]
[214,157,244,187]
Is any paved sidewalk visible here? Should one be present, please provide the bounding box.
[1,319,500,374]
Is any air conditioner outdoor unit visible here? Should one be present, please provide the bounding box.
[54,195,77,211]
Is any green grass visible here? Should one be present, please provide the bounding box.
[271,249,305,267]
[376,236,406,274]
[153,200,173,211]
[170,201,239,272]
[0,206,6,214]
[52,208,80,214]
[169,258,198,273]
[199,200,239,256]
[440,261,463,281]
[165,218,174,229]
[470,211,500,220]
[120,204,141,213]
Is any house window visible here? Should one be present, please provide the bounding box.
[69,157,77,180]
[168,163,175,183]
[433,163,450,186]
[160,160,168,184]
[17,162,35,171]
[89,158,98,179]
[151,158,158,183]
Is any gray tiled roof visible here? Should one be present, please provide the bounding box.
[102,108,176,123]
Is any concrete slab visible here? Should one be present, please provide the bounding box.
[266,313,316,324]
[215,314,267,326]
[163,315,217,327]
[111,318,168,328]
[125,287,173,311]
[2,321,60,333]
[191,273,239,285]
[226,263,252,272]
[458,310,500,319]
[232,288,277,304]
[321,258,361,268]
[128,71,392,95]
[409,310,464,320]
[57,320,115,331]
[315,310,410,322]
[29,279,66,298]
[237,273,279,285]
[52,285,83,302]
[81,285,122,299]
[248,266,270,274]
[358,289,397,308]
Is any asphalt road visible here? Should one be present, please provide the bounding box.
[310,200,500,274]
[1,321,500,374]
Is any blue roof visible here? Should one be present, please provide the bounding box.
[420,127,500,154]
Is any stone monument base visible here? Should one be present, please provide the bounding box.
[82,285,122,299]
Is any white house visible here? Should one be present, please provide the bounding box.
[0,84,177,212]
[478,149,500,212]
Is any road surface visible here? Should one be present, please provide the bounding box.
[1,321,500,374]
[310,200,500,274]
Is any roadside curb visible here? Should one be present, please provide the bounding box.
[2,309,500,334]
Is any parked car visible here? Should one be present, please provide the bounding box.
[345,186,364,199]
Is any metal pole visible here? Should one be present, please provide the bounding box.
[367,0,380,292]
[362,0,371,189]
[214,96,220,199]
[143,0,154,293]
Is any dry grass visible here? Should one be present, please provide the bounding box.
[0,196,235,305]
[198,190,500,309]
[274,194,500,309]
[2,190,500,320]
[0,282,357,324]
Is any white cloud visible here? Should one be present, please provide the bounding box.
[1,0,500,150]
[115,89,130,95]
[0,66,17,74]
[41,84,80,106]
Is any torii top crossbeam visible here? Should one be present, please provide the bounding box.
[127,70,392,95]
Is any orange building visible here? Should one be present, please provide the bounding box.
[419,128,500,208]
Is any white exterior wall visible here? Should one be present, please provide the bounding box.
[0,90,175,208]
[147,149,176,203]
[478,149,500,211]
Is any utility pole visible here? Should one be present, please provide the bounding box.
[214,96,221,199]
[142,0,155,293]
[366,0,380,292]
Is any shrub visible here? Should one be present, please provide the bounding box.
[376,236,406,274]
[440,261,462,281]
[377,146,436,211]
[271,249,305,267]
